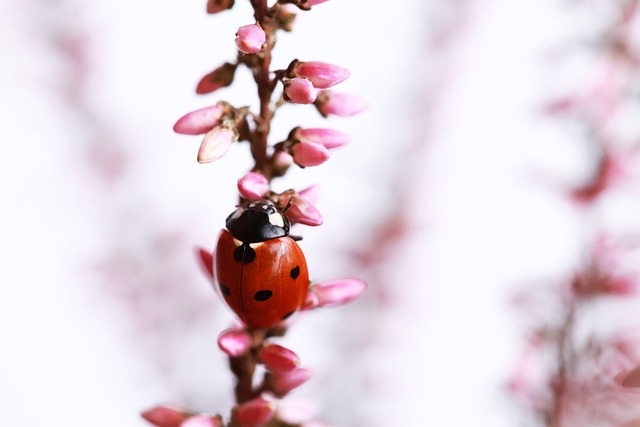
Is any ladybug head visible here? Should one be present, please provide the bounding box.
[225,200,291,243]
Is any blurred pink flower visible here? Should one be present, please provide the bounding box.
[237,172,269,200]
[235,24,265,54]
[141,404,191,427]
[233,397,276,426]
[270,367,314,395]
[315,91,368,117]
[284,78,317,104]
[259,344,300,372]
[307,278,367,308]
[218,328,252,357]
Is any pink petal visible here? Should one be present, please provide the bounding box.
[233,397,276,426]
[218,328,252,357]
[235,24,266,54]
[259,344,300,372]
[315,91,368,117]
[285,197,323,226]
[180,415,223,427]
[284,78,317,104]
[296,128,350,149]
[291,142,330,167]
[141,404,191,427]
[237,172,269,200]
[305,0,329,6]
[270,367,314,395]
[196,63,236,94]
[311,278,367,308]
[198,126,237,163]
[196,247,214,280]
[173,104,225,135]
[295,61,350,89]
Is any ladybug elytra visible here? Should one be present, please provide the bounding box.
[215,200,309,329]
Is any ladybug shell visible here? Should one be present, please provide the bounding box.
[215,229,309,329]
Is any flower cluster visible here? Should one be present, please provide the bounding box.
[509,1,640,425]
[144,1,367,426]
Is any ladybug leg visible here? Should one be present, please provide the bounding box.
[290,235,303,242]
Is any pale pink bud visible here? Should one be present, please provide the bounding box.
[296,128,350,149]
[180,415,223,427]
[235,24,266,54]
[196,247,214,280]
[173,104,225,135]
[218,328,252,357]
[304,0,329,6]
[284,78,317,104]
[270,367,314,395]
[295,61,349,89]
[310,278,367,308]
[292,142,330,167]
[285,197,323,226]
[233,397,276,426]
[198,125,237,163]
[259,344,300,372]
[298,184,320,205]
[237,172,269,200]
[206,0,234,14]
[315,91,368,117]
[619,366,640,388]
[141,404,191,427]
[196,63,236,94]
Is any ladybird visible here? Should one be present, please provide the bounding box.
[215,200,309,329]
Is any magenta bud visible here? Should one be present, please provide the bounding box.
[296,128,350,149]
[270,367,314,395]
[141,404,191,427]
[237,172,269,201]
[292,142,330,167]
[198,125,237,163]
[311,278,367,308]
[259,344,300,372]
[294,61,350,89]
[315,91,368,117]
[206,0,234,14]
[284,78,317,104]
[297,184,320,205]
[286,196,323,226]
[196,63,236,94]
[234,397,276,427]
[173,104,225,135]
[180,415,223,427]
[235,24,266,54]
[217,328,252,357]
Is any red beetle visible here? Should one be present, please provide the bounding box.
[215,200,309,329]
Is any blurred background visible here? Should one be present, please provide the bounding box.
[3,0,640,426]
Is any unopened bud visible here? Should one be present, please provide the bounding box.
[259,344,300,372]
[237,172,269,201]
[173,103,226,135]
[284,78,317,104]
[310,278,367,308]
[217,328,252,357]
[196,63,236,94]
[270,367,314,395]
[285,196,323,226]
[180,415,223,427]
[235,24,266,54]
[294,61,349,89]
[291,142,330,167]
[198,125,237,163]
[141,404,191,427]
[295,127,350,149]
[233,397,276,427]
[315,91,368,117]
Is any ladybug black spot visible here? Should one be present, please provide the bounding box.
[220,283,231,296]
[281,310,295,320]
[290,266,300,279]
[254,290,273,302]
[234,244,256,264]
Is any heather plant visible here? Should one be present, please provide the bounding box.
[141,1,366,426]
[508,1,640,425]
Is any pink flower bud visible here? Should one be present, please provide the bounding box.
[270,367,314,395]
[173,104,225,135]
[619,365,640,388]
[304,0,329,6]
[315,91,368,117]
[196,63,236,94]
[259,344,300,372]
[141,404,191,427]
[295,128,350,149]
[196,247,214,280]
[235,24,266,54]
[233,397,276,427]
[218,328,252,357]
[291,142,330,167]
[284,78,317,104]
[237,172,269,201]
[198,125,237,163]
[285,197,323,226]
[180,415,223,427]
[206,0,234,14]
[310,278,367,308]
[294,61,350,89]
[298,184,320,205]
